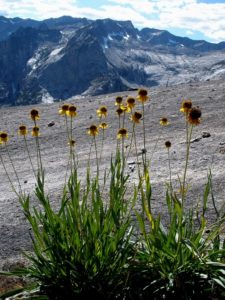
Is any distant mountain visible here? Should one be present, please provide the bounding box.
[0,15,225,105]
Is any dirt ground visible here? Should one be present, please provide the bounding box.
[0,78,225,269]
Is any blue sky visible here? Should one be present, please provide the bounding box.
[0,0,225,43]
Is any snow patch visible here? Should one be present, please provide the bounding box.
[103,37,108,49]
[108,34,113,41]
[49,47,64,57]
[46,46,64,64]
[123,34,130,40]
[41,89,54,104]
[152,31,162,36]
[27,56,39,71]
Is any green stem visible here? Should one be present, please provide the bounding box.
[94,136,99,178]
[142,102,147,172]
[0,152,20,197]
[116,116,121,153]
[133,127,141,182]
[99,128,105,164]
[167,148,172,192]
[34,120,43,176]
[88,139,93,170]
[125,123,135,163]
[5,144,22,194]
[182,123,194,204]
[23,136,37,180]
[149,127,162,164]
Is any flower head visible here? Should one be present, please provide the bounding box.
[30,109,40,121]
[18,125,28,136]
[99,122,108,129]
[131,111,142,124]
[0,132,9,143]
[66,105,77,117]
[88,125,99,137]
[68,139,76,147]
[137,88,149,103]
[121,105,131,113]
[97,106,108,118]
[165,141,172,149]
[32,126,40,137]
[180,100,192,114]
[188,107,202,125]
[117,128,128,139]
[126,97,136,109]
[116,107,124,116]
[115,96,123,106]
[160,117,169,126]
[59,104,69,115]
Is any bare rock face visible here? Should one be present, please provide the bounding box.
[1,16,225,105]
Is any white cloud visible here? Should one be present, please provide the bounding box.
[149,1,225,42]
[108,0,225,42]
[0,0,225,42]
[107,0,155,14]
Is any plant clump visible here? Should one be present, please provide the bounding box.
[0,89,225,300]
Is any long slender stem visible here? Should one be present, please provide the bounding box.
[65,115,70,140]
[142,102,147,171]
[64,152,71,187]
[116,116,121,153]
[93,136,99,178]
[167,148,172,192]
[182,124,193,203]
[133,128,141,181]
[125,123,135,163]
[34,120,43,176]
[5,144,22,194]
[99,128,105,164]
[149,128,162,164]
[23,136,37,179]
[121,136,125,180]
[88,139,94,170]
[0,152,19,197]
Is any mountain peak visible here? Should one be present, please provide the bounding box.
[0,15,225,106]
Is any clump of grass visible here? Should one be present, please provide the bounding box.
[1,90,225,300]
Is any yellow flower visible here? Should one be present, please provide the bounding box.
[165,141,172,148]
[188,107,202,125]
[32,126,40,137]
[137,88,149,103]
[121,105,131,113]
[0,132,9,143]
[117,128,128,139]
[99,122,108,129]
[126,97,136,109]
[116,107,124,116]
[66,105,77,117]
[59,104,69,115]
[115,96,123,106]
[160,117,169,126]
[18,125,28,136]
[131,111,142,124]
[88,125,99,136]
[97,106,108,118]
[68,139,76,147]
[180,100,192,114]
[30,109,40,121]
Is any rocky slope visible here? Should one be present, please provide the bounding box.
[0,16,225,106]
[0,78,225,262]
